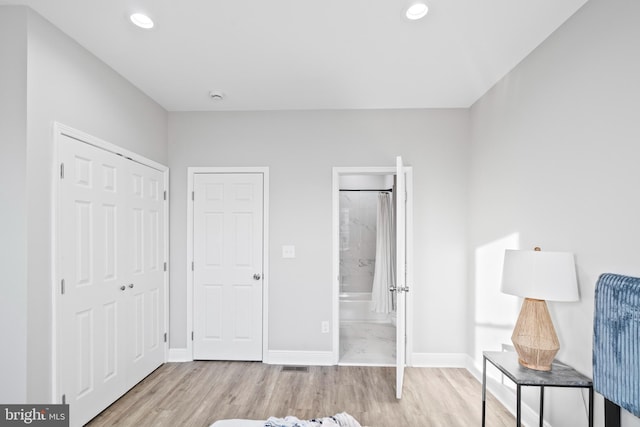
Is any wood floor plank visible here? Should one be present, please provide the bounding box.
[86,362,515,427]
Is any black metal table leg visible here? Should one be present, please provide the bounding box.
[517,384,521,427]
[539,386,544,427]
[482,356,487,427]
[588,387,593,427]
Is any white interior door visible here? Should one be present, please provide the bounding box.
[58,133,166,426]
[193,173,264,360]
[395,156,407,399]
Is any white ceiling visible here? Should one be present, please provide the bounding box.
[3,0,588,111]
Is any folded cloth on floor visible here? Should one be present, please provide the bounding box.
[264,412,361,427]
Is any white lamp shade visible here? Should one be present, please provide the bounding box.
[501,249,579,302]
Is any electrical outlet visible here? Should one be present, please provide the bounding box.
[321,321,330,333]
[282,245,296,258]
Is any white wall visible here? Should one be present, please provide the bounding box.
[168,109,470,356]
[469,0,640,425]
[0,6,169,403]
[0,6,28,404]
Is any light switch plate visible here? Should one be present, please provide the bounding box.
[282,245,295,258]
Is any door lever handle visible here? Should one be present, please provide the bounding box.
[253,273,262,280]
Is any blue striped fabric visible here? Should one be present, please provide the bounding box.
[593,273,640,417]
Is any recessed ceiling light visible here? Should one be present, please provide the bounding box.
[406,2,429,20]
[130,13,154,29]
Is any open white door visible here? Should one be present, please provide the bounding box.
[395,156,407,399]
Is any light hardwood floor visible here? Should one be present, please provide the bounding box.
[87,362,515,426]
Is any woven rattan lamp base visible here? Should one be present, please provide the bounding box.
[511,298,559,371]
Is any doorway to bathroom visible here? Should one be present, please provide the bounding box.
[331,163,413,370]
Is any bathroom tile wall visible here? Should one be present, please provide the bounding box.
[339,191,377,293]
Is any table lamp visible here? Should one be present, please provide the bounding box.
[501,247,579,371]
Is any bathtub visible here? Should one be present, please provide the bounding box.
[339,292,391,323]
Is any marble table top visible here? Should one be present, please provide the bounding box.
[483,351,593,387]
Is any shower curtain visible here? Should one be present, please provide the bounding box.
[371,192,395,313]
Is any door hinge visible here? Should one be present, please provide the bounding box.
[164,190,167,201]
[60,163,65,179]
[164,332,167,343]
[164,262,167,272]
[61,279,65,295]
[191,331,194,341]
[192,191,195,201]
[61,394,66,404]
[191,261,194,271]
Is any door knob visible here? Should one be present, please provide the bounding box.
[128,283,134,288]
[253,273,262,280]
[120,285,126,291]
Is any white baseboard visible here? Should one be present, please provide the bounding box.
[168,348,334,366]
[411,352,473,368]
[168,348,192,362]
[265,350,334,366]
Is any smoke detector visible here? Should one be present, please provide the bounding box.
[209,91,225,101]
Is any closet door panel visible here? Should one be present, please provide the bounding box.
[58,135,128,426]
[123,161,165,386]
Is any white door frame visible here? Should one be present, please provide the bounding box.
[186,167,269,361]
[51,122,170,402]
[331,166,414,365]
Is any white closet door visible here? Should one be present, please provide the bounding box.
[122,161,166,387]
[58,133,166,426]
[193,173,264,361]
[58,135,128,425]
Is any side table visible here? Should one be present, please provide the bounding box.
[482,351,593,427]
